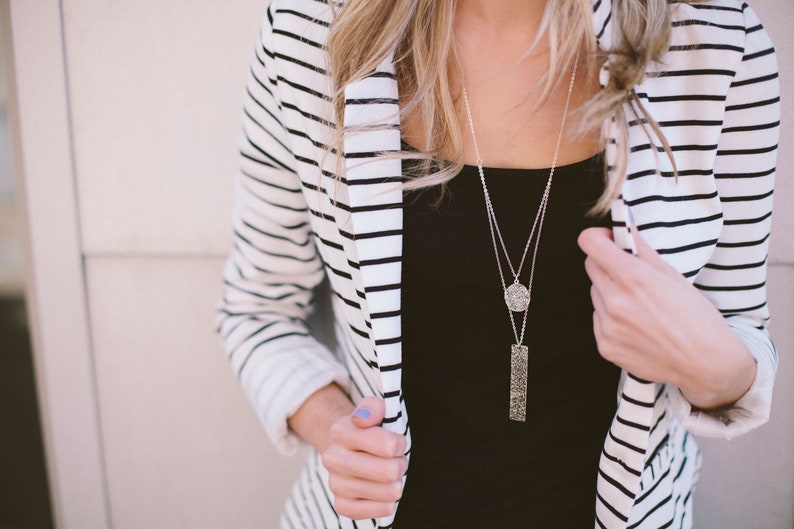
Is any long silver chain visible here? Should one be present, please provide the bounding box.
[463,53,579,346]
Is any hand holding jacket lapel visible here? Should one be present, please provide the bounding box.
[342,54,407,529]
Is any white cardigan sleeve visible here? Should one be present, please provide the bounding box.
[216,5,348,455]
[668,3,779,439]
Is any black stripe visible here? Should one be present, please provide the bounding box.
[656,238,718,255]
[636,93,726,103]
[730,72,779,88]
[689,2,743,13]
[277,75,332,102]
[644,433,670,469]
[345,98,400,105]
[240,219,311,247]
[638,212,722,231]
[379,362,402,372]
[621,393,655,408]
[715,167,775,179]
[721,120,780,134]
[725,96,779,112]
[274,51,327,75]
[274,8,330,28]
[365,283,400,293]
[608,429,645,454]
[695,281,765,292]
[597,468,635,498]
[719,301,767,314]
[702,258,766,271]
[672,19,744,32]
[360,256,402,266]
[627,493,674,529]
[332,290,361,310]
[351,202,403,213]
[601,448,642,477]
[743,47,775,62]
[647,68,735,78]
[626,191,718,207]
[596,491,630,522]
[234,231,316,263]
[658,119,723,127]
[616,415,652,432]
[668,43,742,53]
[716,233,769,248]
[375,336,402,346]
[272,28,324,50]
[723,211,772,225]
[373,308,401,321]
[717,144,777,156]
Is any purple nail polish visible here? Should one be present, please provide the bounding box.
[352,408,371,420]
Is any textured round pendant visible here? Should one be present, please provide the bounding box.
[504,283,530,312]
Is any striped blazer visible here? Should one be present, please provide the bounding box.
[216,0,779,527]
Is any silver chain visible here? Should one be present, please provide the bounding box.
[463,52,579,345]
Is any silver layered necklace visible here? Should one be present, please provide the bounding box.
[462,53,579,422]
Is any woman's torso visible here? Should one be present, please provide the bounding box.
[397,154,620,527]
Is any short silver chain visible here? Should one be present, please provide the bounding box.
[463,52,579,345]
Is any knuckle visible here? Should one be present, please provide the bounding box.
[599,315,620,341]
[321,448,341,472]
[384,458,406,482]
[603,297,628,324]
[598,341,622,365]
[326,474,342,495]
[383,434,404,457]
[333,498,353,518]
[329,420,347,441]
[622,268,647,290]
[584,256,595,275]
[598,343,616,362]
[372,502,396,518]
[387,481,404,501]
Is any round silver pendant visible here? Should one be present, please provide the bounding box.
[504,283,530,312]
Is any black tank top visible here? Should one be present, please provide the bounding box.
[396,153,620,528]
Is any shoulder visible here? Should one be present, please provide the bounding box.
[648,0,776,83]
[255,0,335,100]
[668,1,774,50]
[261,0,334,48]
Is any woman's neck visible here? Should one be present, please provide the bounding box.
[455,0,549,35]
[454,0,551,68]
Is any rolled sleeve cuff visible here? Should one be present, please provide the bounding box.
[241,342,350,455]
[668,325,776,439]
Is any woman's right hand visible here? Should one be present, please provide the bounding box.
[321,397,408,520]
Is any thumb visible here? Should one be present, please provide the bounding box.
[350,396,386,429]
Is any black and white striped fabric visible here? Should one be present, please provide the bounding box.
[216,1,779,527]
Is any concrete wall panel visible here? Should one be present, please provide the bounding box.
[86,257,305,529]
[62,0,263,256]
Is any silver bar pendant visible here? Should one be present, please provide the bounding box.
[509,344,528,422]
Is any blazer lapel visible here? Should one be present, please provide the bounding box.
[594,1,659,525]
[342,55,405,426]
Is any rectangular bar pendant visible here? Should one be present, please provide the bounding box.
[509,344,528,422]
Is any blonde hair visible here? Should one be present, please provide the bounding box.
[327,0,686,213]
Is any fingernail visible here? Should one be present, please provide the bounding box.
[352,408,371,420]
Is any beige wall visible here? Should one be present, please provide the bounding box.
[5,0,793,528]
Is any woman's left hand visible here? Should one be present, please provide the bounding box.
[577,227,756,410]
